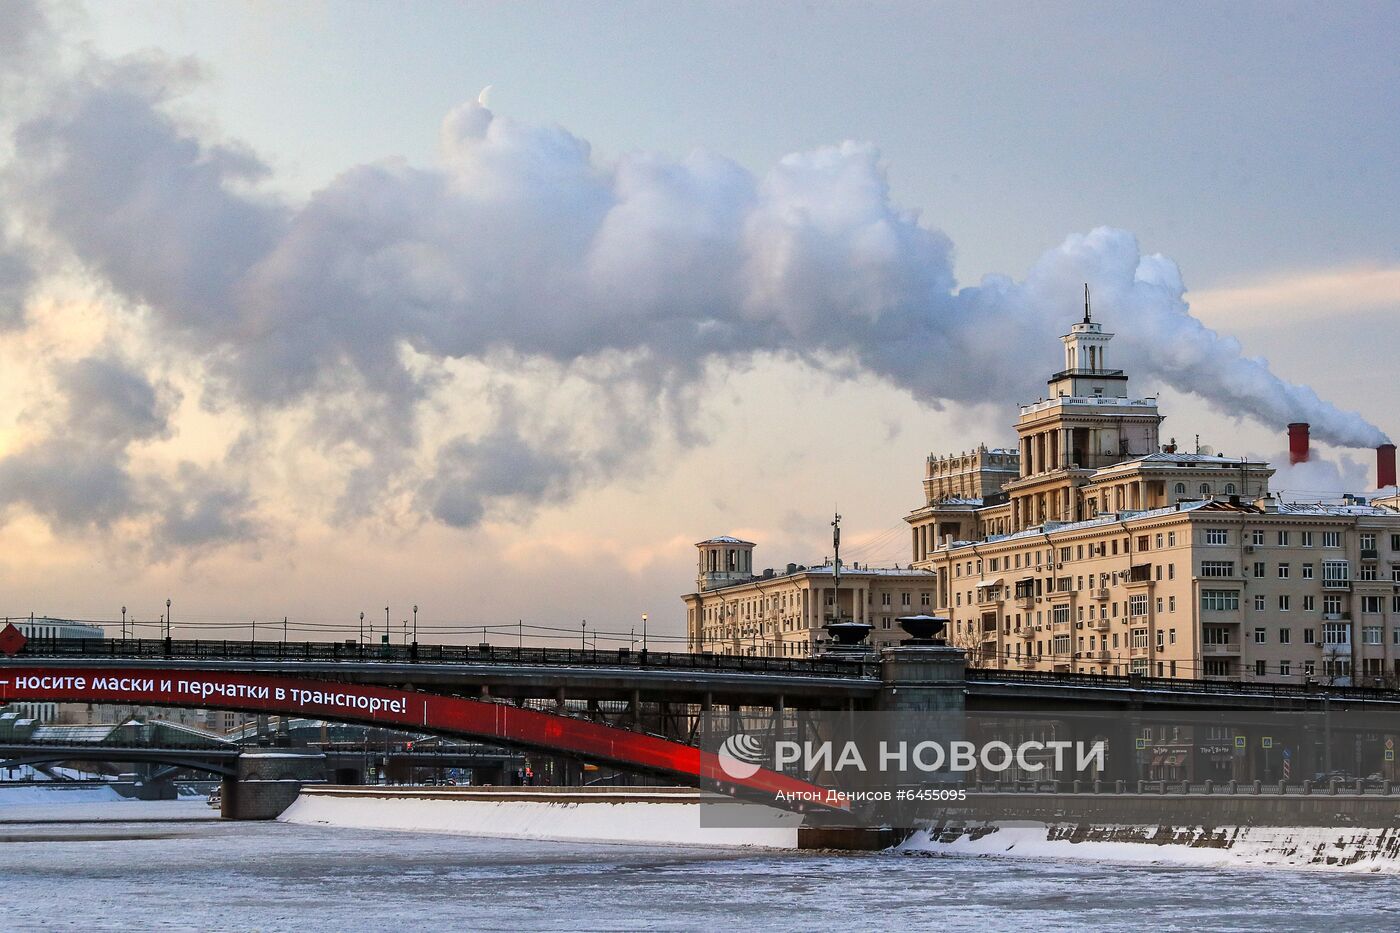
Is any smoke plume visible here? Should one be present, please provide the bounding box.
[0,2,1387,547]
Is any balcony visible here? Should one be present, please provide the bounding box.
[1014,594,1035,610]
[1091,617,1111,631]
[1130,644,1150,657]
[1323,580,1352,591]
[1203,642,1241,656]
[1361,549,1379,560]
[1086,649,1111,662]
[1127,564,1153,584]
[1322,612,1351,621]
[1090,588,1110,601]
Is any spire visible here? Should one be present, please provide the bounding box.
[1083,283,1092,324]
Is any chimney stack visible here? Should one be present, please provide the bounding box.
[1288,423,1310,465]
[1378,443,1397,489]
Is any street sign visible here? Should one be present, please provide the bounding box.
[1261,736,1273,749]
[1234,736,1246,749]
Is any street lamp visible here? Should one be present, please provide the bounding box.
[581,620,587,651]
[641,613,648,653]
[165,598,172,639]
[121,606,127,640]
[359,611,365,645]
[412,604,418,644]
[384,607,390,645]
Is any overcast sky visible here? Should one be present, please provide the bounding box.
[0,1,1395,645]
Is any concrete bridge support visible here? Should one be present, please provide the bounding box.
[876,645,967,715]
[221,749,327,820]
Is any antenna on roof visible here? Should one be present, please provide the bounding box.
[1083,283,1092,324]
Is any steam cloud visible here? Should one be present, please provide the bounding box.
[0,1,1388,548]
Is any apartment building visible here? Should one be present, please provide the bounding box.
[682,536,935,656]
[906,302,1400,685]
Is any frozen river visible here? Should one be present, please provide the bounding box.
[2,798,1398,931]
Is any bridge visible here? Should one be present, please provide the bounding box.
[6,635,1400,818]
[8,636,1398,713]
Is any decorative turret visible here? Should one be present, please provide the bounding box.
[695,536,756,592]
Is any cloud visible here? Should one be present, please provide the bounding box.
[0,6,1388,546]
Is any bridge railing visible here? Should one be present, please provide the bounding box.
[11,637,877,679]
[967,666,1400,703]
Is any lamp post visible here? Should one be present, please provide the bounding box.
[384,607,390,645]
[359,611,365,645]
[283,616,287,644]
[412,604,418,644]
[121,606,127,640]
[581,620,587,651]
[165,598,171,639]
[641,613,648,653]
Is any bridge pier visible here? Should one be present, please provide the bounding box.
[876,644,966,714]
[221,748,327,821]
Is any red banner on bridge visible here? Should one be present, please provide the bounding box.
[0,666,839,809]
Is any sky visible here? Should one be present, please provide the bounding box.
[0,0,1396,645]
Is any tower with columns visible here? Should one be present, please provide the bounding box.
[695,536,756,592]
[1004,298,1162,531]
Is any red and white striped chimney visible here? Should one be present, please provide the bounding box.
[1378,443,1397,489]
[1288,423,1310,465]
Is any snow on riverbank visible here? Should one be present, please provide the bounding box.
[280,789,801,848]
[897,822,1400,873]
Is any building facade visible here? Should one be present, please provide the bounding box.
[683,536,936,656]
[906,306,1400,686]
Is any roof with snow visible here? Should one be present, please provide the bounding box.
[695,536,755,546]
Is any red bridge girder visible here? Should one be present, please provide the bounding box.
[0,666,839,811]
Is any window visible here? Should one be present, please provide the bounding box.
[1200,483,1212,497]
[1277,563,1290,579]
[1174,483,1186,495]
[1203,626,1233,645]
[1323,531,1341,548]
[1254,594,1266,611]
[1324,594,1342,615]
[920,593,931,607]
[1205,528,1229,545]
[1323,560,1350,585]
[1360,563,1378,581]
[1279,660,1291,676]
[1277,531,1290,546]
[1201,590,1240,611]
[1052,605,1071,625]
[1363,625,1383,645]
[1168,595,1176,613]
[1301,531,1313,547]
[1363,595,1384,614]
[1168,532,1176,547]
[1255,660,1267,676]
[1278,595,1291,611]
[1129,594,1149,616]
[1131,628,1149,649]
[1252,530,1265,546]
[1392,533,1400,551]
[1225,483,1237,495]
[1201,560,1236,578]
[1323,622,1350,645]
[1156,534,1164,549]
[1156,630,1165,650]
[881,592,891,606]
[1302,563,1314,579]
[1303,660,1316,676]
[1279,627,1291,645]
[1253,561,1266,578]
[1254,627,1266,643]
[1361,533,1376,551]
